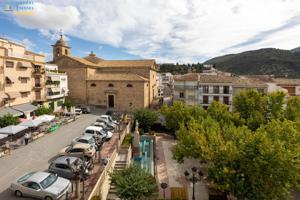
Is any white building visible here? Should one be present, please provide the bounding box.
[44,64,68,111]
[157,72,174,98]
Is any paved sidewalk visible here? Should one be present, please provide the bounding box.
[156,134,209,200]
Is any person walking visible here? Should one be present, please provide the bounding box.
[24,133,30,145]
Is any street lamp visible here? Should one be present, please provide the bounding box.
[184,166,204,200]
[160,182,168,199]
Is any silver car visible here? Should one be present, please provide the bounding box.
[10,171,71,200]
[72,134,102,149]
[48,156,90,180]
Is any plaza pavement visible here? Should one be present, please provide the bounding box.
[0,114,99,200]
[156,134,209,200]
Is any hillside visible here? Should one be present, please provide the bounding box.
[204,48,300,77]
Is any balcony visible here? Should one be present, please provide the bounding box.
[174,85,197,90]
[46,93,65,99]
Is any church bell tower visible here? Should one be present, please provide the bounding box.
[52,32,71,61]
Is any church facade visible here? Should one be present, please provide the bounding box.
[52,36,157,111]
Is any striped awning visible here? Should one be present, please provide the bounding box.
[17,61,32,68]
[6,92,21,99]
[50,76,60,81]
[50,87,60,93]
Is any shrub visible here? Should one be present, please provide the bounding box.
[35,106,53,116]
[0,113,19,128]
[122,134,133,147]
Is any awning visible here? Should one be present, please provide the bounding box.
[0,134,8,140]
[36,114,55,122]
[19,119,43,127]
[20,91,31,93]
[49,88,60,93]
[6,92,21,99]
[0,125,27,135]
[0,92,8,99]
[5,77,14,84]
[12,103,37,113]
[0,107,23,117]
[19,76,30,79]
[50,76,60,81]
[17,61,32,68]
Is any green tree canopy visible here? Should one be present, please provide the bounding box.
[109,165,158,200]
[285,96,300,121]
[35,106,53,116]
[62,100,74,109]
[0,113,19,128]
[133,108,158,133]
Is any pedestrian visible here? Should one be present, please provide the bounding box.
[5,141,10,155]
[24,133,30,145]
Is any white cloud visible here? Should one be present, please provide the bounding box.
[11,0,300,62]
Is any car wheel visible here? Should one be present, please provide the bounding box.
[14,190,22,197]
[45,196,53,200]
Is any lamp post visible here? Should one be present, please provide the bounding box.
[160,182,168,199]
[184,166,204,200]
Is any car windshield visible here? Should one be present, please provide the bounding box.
[85,129,94,134]
[17,172,35,183]
[40,173,58,189]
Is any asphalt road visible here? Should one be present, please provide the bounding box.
[0,114,98,200]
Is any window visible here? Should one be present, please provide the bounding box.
[23,182,40,190]
[56,48,60,57]
[108,83,114,87]
[223,96,229,105]
[213,96,219,101]
[6,61,13,68]
[203,85,209,93]
[5,77,13,84]
[203,96,209,104]
[179,92,184,98]
[55,164,68,169]
[57,100,63,107]
[21,92,29,98]
[223,86,230,94]
[65,49,68,55]
[90,83,96,87]
[127,84,133,88]
[213,86,220,94]
[19,77,28,83]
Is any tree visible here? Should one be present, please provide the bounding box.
[0,113,19,128]
[160,101,206,132]
[62,100,74,109]
[285,96,300,121]
[233,90,267,130]
[35,106,53,116]
[109,165,158,200]
[133,109,158,133]
[266,91,285,120]
[173,119,300,200]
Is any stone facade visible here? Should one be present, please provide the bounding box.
[52,36,157,111]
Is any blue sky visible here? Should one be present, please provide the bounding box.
[1,0,300,63]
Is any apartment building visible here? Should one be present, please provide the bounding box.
[157,72,174,98]
[44,64,68,111]
[0,38,46,118]
[173,73,268,111]
[173,73,199,106]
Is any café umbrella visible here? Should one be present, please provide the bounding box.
[36,115,55,123]
[19,119,44,128]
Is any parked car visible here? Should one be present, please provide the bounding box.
[93,121,114,131]
[105,110,122,121]
[48,156,90,180]
[72,134,102,150]
[58,143,96,160]
[99,115,119,125]
[75,108,82,115]
[81,107,91,114]
[96,117,116,129]
[84,126,113,140]
[10,171,71,200]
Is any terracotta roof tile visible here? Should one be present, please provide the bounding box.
[173,73,199,81]
[273,78,300,85]
[87,73,149,82]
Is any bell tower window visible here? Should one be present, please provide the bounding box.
[56,48,60,57]
[65,49,68,55]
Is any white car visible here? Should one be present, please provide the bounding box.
[10,171,71,200]
[75,108,82,115]
[99,115,119,125]
[84,126,113,140]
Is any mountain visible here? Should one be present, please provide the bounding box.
[204,48,300,77]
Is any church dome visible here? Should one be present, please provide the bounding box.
[54,35,69,47]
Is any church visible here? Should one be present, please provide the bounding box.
[51,35,157,111]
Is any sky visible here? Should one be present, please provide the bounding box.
[1,0,300,63]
